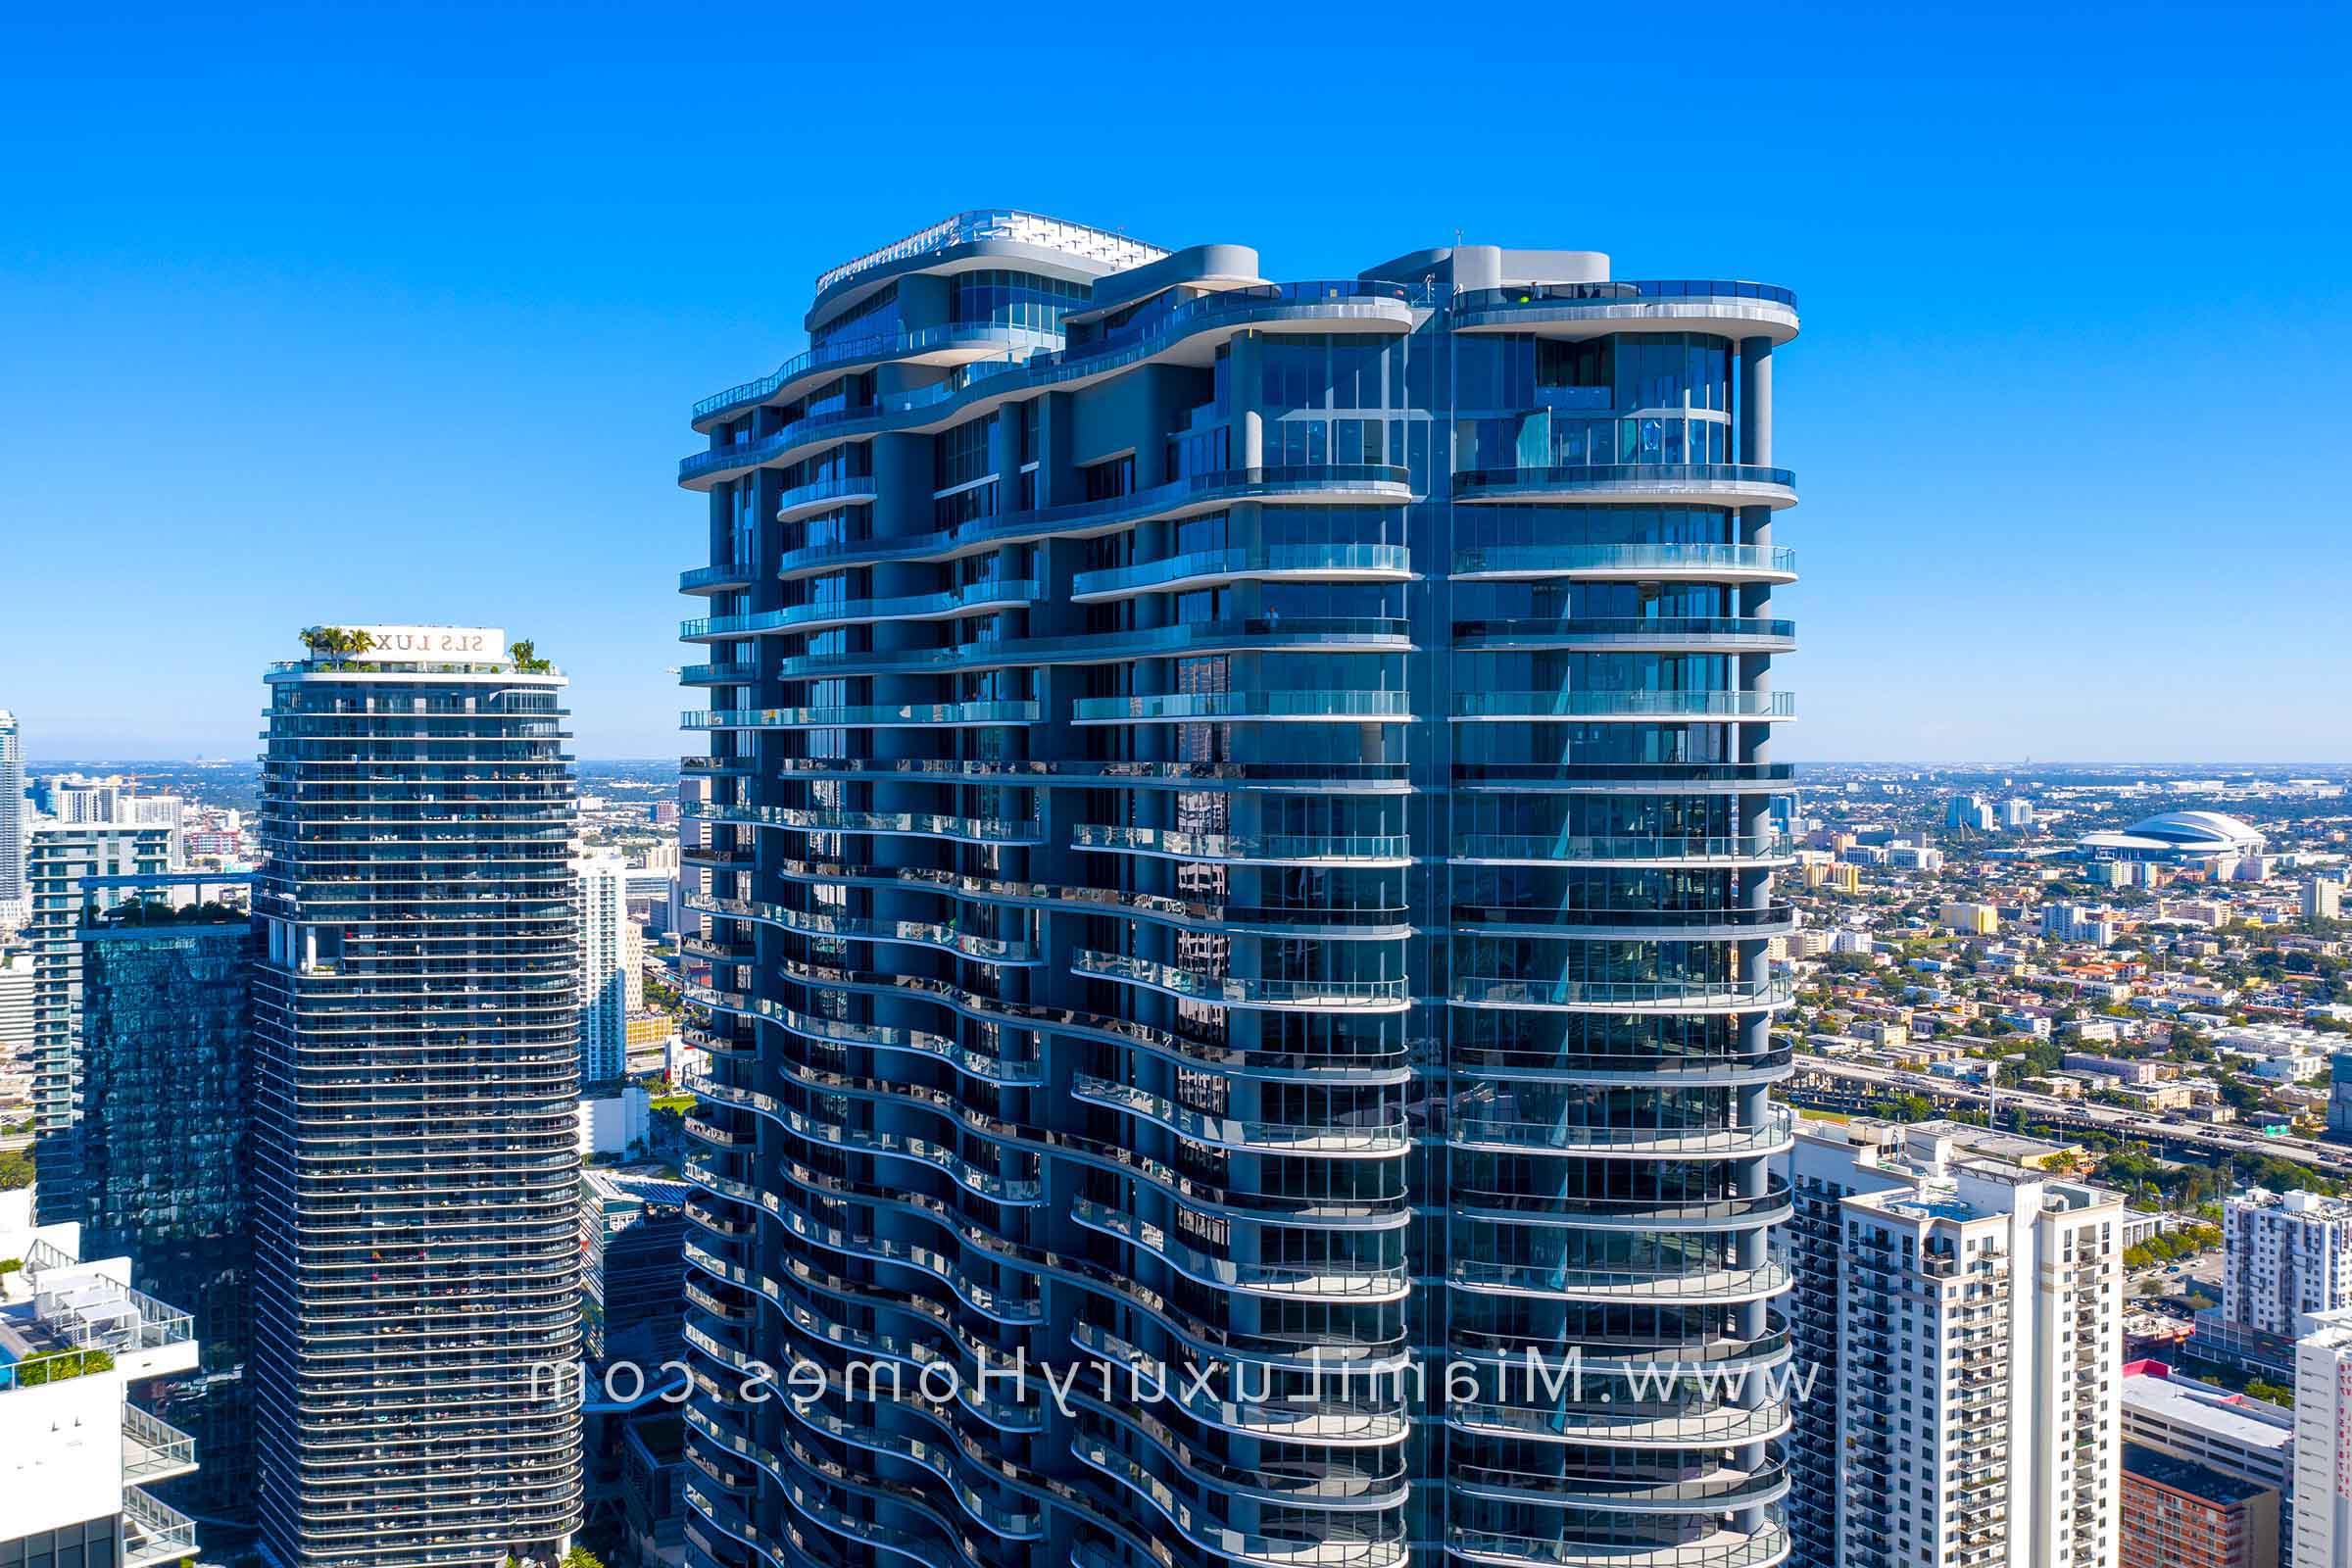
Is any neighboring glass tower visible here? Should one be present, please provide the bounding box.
[673,212,1798,1568]
[75,876,259,1530]
[249,626,585,1568]
[26,818,174,1224]
[0,708,25,923]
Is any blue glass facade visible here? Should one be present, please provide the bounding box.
[249,645,584,1568]
[75,902,258,1527]
[675,212,1798,1568]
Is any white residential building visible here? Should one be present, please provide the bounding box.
[2228,1190,2352,1338]
[2292,1307,2352,1568]
[0,1199,204,1565]
[1784,1119,2126,1568]
[575,853,629,1086]
[0,953,30,1083]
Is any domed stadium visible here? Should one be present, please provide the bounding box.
[2078,808,2267,861]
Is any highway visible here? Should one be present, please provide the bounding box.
[1782,1056,2352,1178]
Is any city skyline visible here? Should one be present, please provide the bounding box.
[5,2,2349,762]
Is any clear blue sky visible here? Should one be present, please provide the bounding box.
[5,2,2346,762]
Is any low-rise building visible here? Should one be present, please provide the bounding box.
[2122,1442,2279,1568]
[0,1200,204,1566]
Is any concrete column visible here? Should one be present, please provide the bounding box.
[1739,338,1773,466]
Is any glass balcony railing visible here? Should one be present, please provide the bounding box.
[1453,463,1794,498]
[1453,690,1793,721]
[680,579,1041,641]
[678,562,758,594]
[775,466,1411,579]
[1453,615,1795,647]
[1072,949,1408,1009]
[684,800,1044,845]
[1071,542,1412,600]
[1449,976,1794,1010]
[690,321,1064,424]
[1449,1104,1794,1156]
[1449,832,1795,863]
[1457,278,1796,312]
[1071,823,1412,864]
[1451,542,1795,578]
[683,701,1040,729]
[1074,690,1412,724]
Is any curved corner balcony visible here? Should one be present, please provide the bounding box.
[1453,465,1795,510]
[775,465,1413,581]
[1446,1392,1791,1446]
[678,662,760,687]
[1453,277,1799,346]
[1451,542,1795,584]
[1072,1074,1410,1155]
[688,279,1420,446]
[1452,616,1795,654]
[1452,690,1792,723]
[680,578,1042,643]
[1448,976,1794,1014]
[1071,823,1413,867]
[679,563,759,596]
[685,800,1046,847]
[1069,1199,1408,1302]
[1451,1459,1789,1515]
[689,321,1065,431]
[1448,833,1795,867]
[1071,542,1414,602]
[1446,1520,1790,1568]
[1072,949,1410,1012]
[683,701,1040,730]
[774,473,878,523]
[1074,690,1413,725]
[1448,1104,1794,1159]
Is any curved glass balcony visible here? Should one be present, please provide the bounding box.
[679,563,759,595]
[1454,276,1799,345]
[683,701,1040,729]
[1069,1200,1408,1302]
[677,662,759,686]
[1452,616,1795,652]
[775,465,1411,579]
[1451,1458,1788,1512]
[1073,1439,1409,1568]
[1451,905,1797,939]
[1075,690,1412,725]
[1446,1393,1791,1443]
[679,578,1042,642]
[1072,823,1412,865]
[1451,543,1795,582]
[1448,832,1794,866]
[778,616,1413,678]
[1454,465,1795,508]
[774,473,877,522]
[1447,1181,1793,1229]
[1072,950,1409,1011]
[1446,1520,1789,1568]
[1071,542,1414,602]
[685,800,1045,847]
[1449,976,1794,1012]
[1452,690,1792,722]
[1448,1105,1794,1158]
[689,320,1064,427]
[1072,1074,1410,1154]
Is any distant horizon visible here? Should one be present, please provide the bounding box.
[23,754,2352,771]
